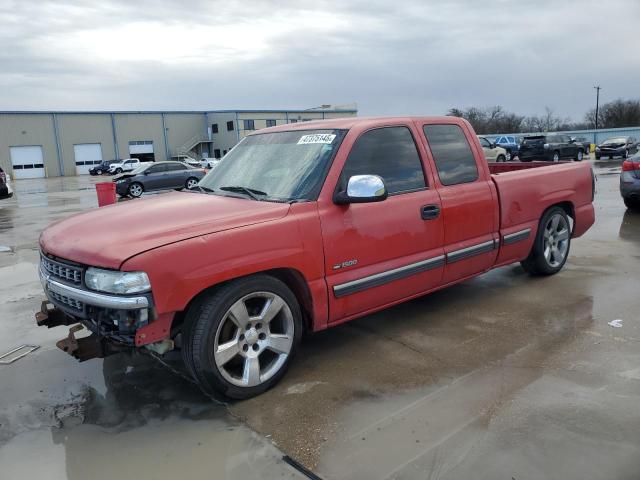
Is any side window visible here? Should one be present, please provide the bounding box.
[340,126,426,195]
[479,137,490,148]
[147,164,165,173]
[423,124,479,186]
[165,163,185,171]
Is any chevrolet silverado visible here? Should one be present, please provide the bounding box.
[36,117,596,399]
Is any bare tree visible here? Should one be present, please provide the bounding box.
[584,99,640,129]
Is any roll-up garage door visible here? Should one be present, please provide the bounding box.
[129,141,155,162]
[10,146,45,179]
[74,143,103,175]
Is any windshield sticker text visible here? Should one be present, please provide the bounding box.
[297,134,336,145]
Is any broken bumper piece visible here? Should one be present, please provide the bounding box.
[56,324,130,361]
[35,300,75,328]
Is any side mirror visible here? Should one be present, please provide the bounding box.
[490,142,497,149]
[335,175,388,205]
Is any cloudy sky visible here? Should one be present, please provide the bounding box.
[1,0,638,120]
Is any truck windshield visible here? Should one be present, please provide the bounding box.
[199,129,346,201]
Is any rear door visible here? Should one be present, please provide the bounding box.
[421,122,499,284]
[319,124,445,322]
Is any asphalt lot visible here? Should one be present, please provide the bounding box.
[1,159,639,479]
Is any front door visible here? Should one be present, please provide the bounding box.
[319,125,445,323]
[421,123,498,284]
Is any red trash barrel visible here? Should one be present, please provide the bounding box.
[95,182,117,207]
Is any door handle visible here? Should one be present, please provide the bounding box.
[421,204,440,220]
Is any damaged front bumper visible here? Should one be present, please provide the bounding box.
[37,257,161,361]
[36,301,133,361]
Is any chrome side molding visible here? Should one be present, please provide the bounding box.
[502,228,532,246]
[333,255,445,298]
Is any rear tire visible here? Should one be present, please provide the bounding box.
[623,149,629,159]
[552,151,560,162]
[521,207,571,276]
[182,275,303,399]
[185,177,199,189]
[576,149,584,161]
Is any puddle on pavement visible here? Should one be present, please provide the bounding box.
[0,352,302,479]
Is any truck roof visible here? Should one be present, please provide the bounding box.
[254,116,463,133]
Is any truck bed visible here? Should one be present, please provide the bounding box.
[489,160,595,236]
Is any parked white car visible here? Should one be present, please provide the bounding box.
[108,158,153,174]
[172,155,201,168]
[200,157,221,169]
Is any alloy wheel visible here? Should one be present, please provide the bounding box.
[543,213,569,267]
[129,183,143,197]
[553,152,560,162]
[187,178,198,189]
[213,292,294,388]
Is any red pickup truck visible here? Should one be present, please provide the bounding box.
[37,117,595,399]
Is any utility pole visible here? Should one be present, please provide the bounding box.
[593,85,601,144]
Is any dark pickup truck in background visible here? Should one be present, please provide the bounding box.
[519,134,585,162]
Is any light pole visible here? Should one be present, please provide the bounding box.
[593,85,601,144]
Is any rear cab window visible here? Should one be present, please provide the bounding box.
[423,124,479,186]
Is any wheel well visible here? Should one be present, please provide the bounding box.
[545,201,575,230]
[174,268,315,337]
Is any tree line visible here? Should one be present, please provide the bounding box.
[447,98,640,135]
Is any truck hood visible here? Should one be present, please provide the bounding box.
[40,191,291,269]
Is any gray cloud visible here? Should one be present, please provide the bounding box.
[1,0,638,120]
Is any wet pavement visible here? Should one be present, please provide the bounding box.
[1,162,639,479]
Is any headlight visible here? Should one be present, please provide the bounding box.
[85,268,151,294]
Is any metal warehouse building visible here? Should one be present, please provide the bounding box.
[0,105,357,179]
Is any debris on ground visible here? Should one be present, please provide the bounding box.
[608,319,623,328]
[0,345,40,364]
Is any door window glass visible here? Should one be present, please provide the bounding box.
[340,127,426,195]
[423,124,479,186]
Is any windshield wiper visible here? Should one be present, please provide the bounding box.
[219,185,267,200]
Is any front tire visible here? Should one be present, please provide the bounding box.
[128,182,144,197]
[521,207,571,276]
[183,275,302,399]
[115,168,123,174]
[576,149,584,161]
[497,154,506,163]
[623,149,629,159]
[552,151,560,162]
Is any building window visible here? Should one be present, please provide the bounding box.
[266,119,277,127]
[223,150,227,155]
[211,123,219,134]
[243,120,255,130]
[226,121,234,131]
[290,119,298,123]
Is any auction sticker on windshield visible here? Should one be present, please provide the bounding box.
[297,133,336,145]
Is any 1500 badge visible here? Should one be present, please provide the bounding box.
[332,259,358,270]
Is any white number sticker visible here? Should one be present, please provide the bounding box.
[297,134,336,145]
